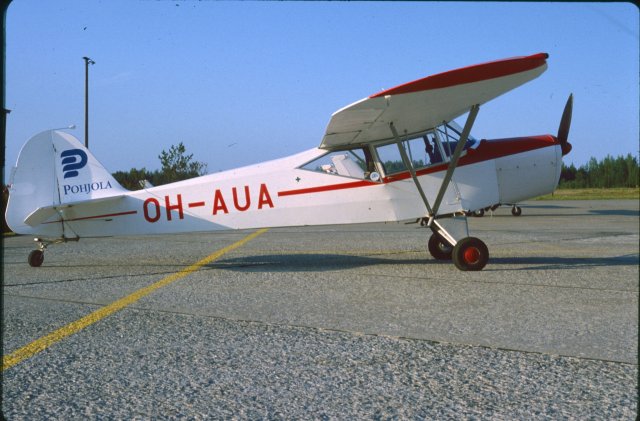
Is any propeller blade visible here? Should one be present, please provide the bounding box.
[557,93,573,155]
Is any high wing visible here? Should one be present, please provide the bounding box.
[320,53,548,149]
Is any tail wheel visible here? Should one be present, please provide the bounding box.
[511,206,522,216]
[428,233,453,260]
[28,250,44,267]
[452,237,489,271]
[473,209,485,217]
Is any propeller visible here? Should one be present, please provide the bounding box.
[557,94,573,155]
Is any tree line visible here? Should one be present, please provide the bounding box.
[559,154,638,188]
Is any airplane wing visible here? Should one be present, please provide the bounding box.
[320,53,549,149]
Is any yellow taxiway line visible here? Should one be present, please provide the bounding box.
[2,228,268,371]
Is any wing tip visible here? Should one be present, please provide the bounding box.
[370,52,549,99]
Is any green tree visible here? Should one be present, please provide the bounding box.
[112,142,208,189]
[156,142,208,184]
[625,153,639,187]
[112,167,152,190]
[559,154,639,188]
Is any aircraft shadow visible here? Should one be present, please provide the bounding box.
[209,254,428,273]
[212,253,639,273]
[588,209,640,217]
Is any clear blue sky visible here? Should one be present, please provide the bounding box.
[5,1,639,178]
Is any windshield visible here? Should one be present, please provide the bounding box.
[300,148,378,180]
[434,121,478,158]
[374,121,478,176]
[301,120,479,179]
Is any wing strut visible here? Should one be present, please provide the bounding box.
[389,105,479,247]
[431,104,480,216]
[390,122,434,216]
[389,104,480,219]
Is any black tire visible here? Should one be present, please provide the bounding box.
[473,209,485,217]
[428,233,453,260]
[452,237,489,271]
[28,250,44,267]
[511,206,522,216]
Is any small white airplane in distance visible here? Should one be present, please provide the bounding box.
[6,52,572,271]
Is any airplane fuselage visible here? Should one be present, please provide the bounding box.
[14,134,561,240]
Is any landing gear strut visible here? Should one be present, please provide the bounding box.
[391,105,489,271]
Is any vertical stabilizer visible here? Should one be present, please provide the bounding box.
[6,130,127,235]
[50,131,126,203]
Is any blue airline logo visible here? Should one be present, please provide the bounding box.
[60,149,88,179]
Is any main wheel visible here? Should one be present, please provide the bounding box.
[472,209,485,217]
[452,237,489,271]
[511,206,522,216]
[28,250,44,267]
[428,233,453,260]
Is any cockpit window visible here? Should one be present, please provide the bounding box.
[301,148,378,180]
[376,135,443,176]
[302,121,478,180]
[374,121,478,176]
[434,121,477,158]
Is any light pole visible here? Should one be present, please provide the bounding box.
[83,56,95,148]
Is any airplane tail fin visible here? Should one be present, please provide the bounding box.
[6,130,127,235]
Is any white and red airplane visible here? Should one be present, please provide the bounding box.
[6,52,572,271]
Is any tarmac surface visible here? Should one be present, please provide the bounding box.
[2,200,638,419]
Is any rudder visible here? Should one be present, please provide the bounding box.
[51,131,126,203]
[6,130,127,235]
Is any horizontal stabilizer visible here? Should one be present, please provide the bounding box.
[23,194,127,226]
[24,207,60,227]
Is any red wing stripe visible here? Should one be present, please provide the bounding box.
[370,53,548,98]
[278,180,377,197]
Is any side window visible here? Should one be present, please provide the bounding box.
[405,135,445,168]
[375,135,445,176]
[375,143,406,175]
[301,148,378,180]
